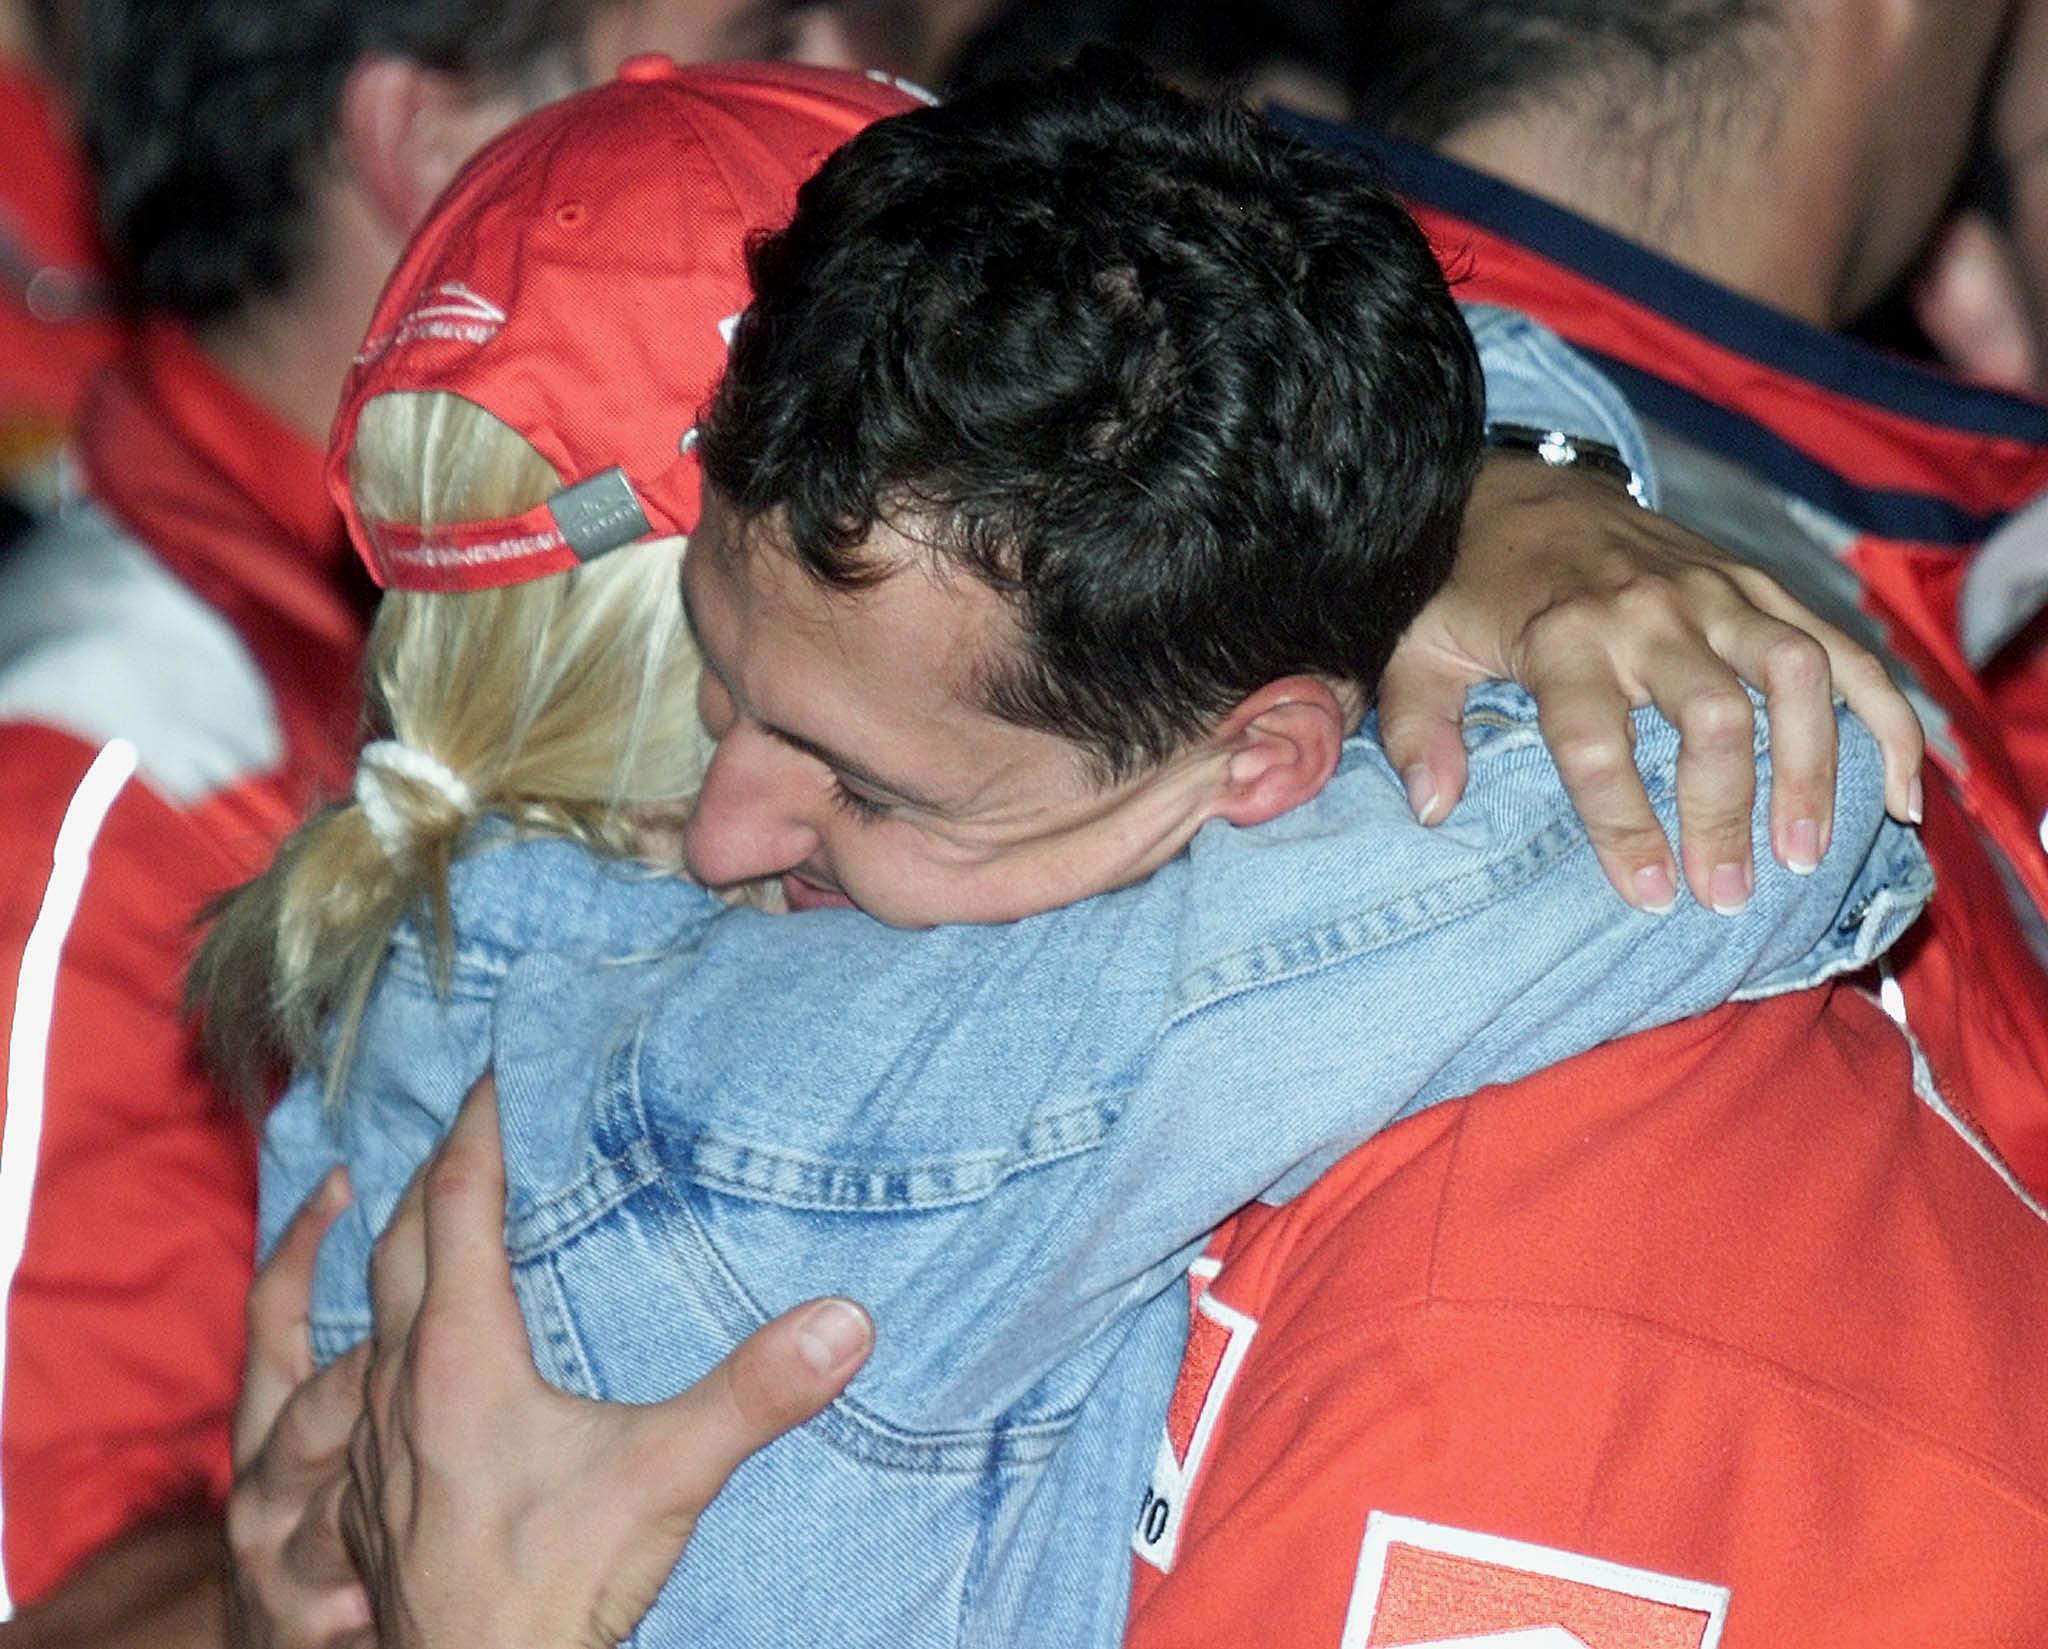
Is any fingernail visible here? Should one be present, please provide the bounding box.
[1710,860,1751,915]
[1783,818,1821,875]
[319,1166,353,1209]
[1403,764,1442,826]
[1633,862,1677,915]
[1907,776,1924,826]
[795,1299,872,1375]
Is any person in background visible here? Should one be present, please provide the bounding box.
[945,0,1357,119]
[0,0,119,530]
[1911,0,2048,395]
[1120,6,2048,1642]
[1331,0,2048,1193]
[0,1,856,1642]
[835,0,997,81]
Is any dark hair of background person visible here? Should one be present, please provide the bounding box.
[1350,0,1781,147]
[833,0,927,72]
[21,0,75,75]
[73,0,597,325]
[700,52,1484,781]
[945,0,1363,112]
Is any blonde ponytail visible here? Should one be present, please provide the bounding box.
[191,391,710,1105]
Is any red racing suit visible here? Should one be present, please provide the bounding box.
[0,322,367,1606]
[1126,987,2048,1648]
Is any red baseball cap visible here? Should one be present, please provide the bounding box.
[330,57,924,593]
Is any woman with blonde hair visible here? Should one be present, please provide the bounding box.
[194,383,713,1102]
[212,55,1921,1649]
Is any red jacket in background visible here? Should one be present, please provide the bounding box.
[0,322,367,1605]
[0,60,121,484]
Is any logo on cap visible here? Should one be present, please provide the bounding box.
[1340,1514,1729,1649]
[356,282,508,364]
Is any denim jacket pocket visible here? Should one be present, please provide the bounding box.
[495,1034,1103,1648]
[498,1015,1109,1458]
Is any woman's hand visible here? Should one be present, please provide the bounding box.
[1381,455,1924,913]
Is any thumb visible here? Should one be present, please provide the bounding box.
[1375,642,1477,827]
[238,1166,352,1468]
[631,1298,872,1508]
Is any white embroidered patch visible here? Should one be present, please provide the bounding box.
[1131,1256,1256,1574]
[1340,1513,1729,1649]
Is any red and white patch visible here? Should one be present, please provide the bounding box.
[1341,1514,1729,1649]
[1131,1255,1257,1574]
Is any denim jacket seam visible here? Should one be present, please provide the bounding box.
[387,926,514,999]
[655,1092,1127,1212]
[623,948,1134,1212]
[1171,798,1606,1018]
[507,1172,1068,1467]
[801,1392,1073,1474]
[505,1033,1106,1464]
[504,1134,669,1261]
[1726,858,1936,1002]
[1168,696,1784,1018]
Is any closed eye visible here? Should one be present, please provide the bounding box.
[828,776,891,823]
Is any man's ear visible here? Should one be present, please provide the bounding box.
[1205,676,1351,829]
[338,55,527,236]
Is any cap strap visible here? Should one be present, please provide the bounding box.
[365,468,655,593]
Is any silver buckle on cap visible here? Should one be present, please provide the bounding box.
[548,467,653,560]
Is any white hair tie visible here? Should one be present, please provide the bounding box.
[353,740,476,860]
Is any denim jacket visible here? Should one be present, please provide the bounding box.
[260,320,1931,1649]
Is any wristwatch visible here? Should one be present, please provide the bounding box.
[1483,422,1648,507]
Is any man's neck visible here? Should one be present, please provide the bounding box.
[201,181,399,450]
[1438,89,1862,330]
[0,0,33,66]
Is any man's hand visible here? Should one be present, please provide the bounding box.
[1381,455,1925,913]
[226,1167,374,1649]
[342,1076,874,1649]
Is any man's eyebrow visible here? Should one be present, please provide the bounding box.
[679,558,952,814]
